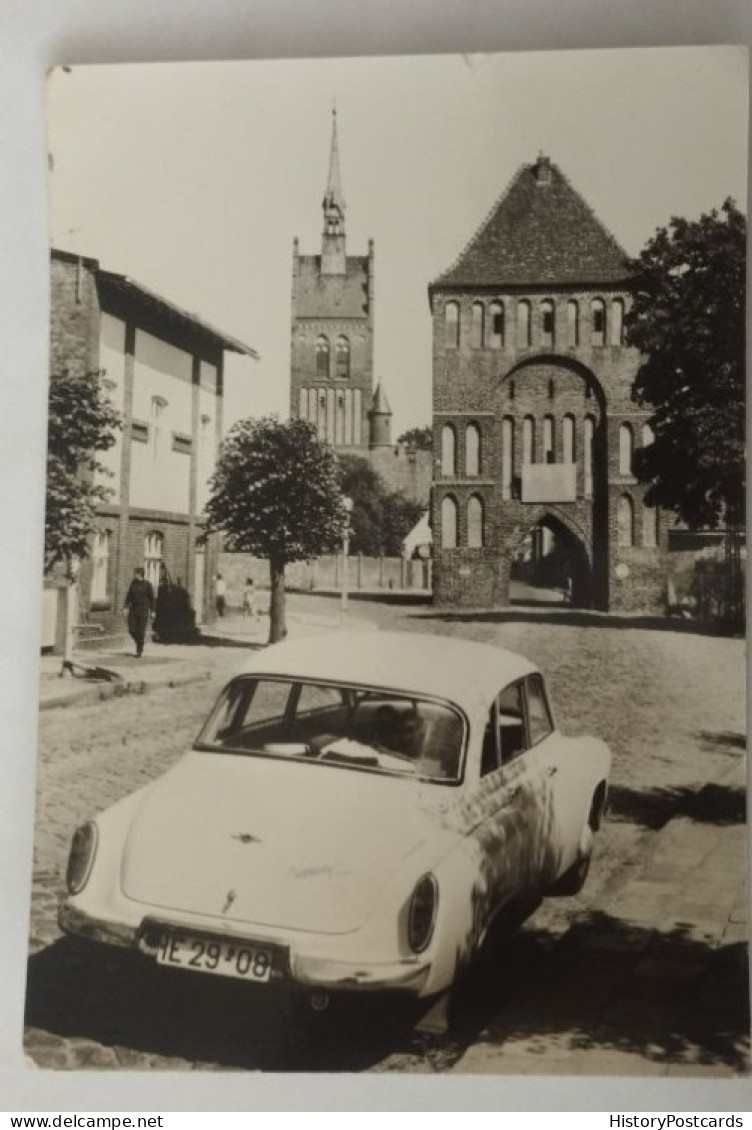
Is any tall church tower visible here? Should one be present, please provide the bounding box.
[290,110,377,452]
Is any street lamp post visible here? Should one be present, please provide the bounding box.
[341,496,353,614]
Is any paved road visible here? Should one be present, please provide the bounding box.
[24,606,747,1073]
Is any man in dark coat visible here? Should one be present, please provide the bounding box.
[123,567,155,657]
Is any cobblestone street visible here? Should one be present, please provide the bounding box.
[24,597,748,1074]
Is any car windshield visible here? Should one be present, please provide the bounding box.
[195,677,465,783]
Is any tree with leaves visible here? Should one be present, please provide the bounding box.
[396,425,433,452]
[338,454,424,556]
[627,198,746,529]
[45,370,121,576]
[204,416,347,642]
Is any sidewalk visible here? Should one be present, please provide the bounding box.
[452,756,749,1076]
[39,606,377,710]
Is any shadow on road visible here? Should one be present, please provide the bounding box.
[24,901,749,1073]
[412,607,740,638]
[608,780,747,831]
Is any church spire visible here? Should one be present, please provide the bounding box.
[321,107,347,274]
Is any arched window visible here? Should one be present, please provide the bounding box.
[518,300,531,348]
[502,417,514,500]
[488,301,504,348]
[91,530,111,602]
[335,336,350,379]
[144,531,164,590]
[591,298,606,346]
[619,423,634,476]
[445,301,460,349]
[150,395,167,459]
[642,423,655,448]
[543,415,555,463]
[522,416,536,464]
[541,299,555,348]
[465,424,480,477]
[567,300,579,347]
[299,387,308,420]
[584,416,595,499]
[316,335,330,379]
[441,496,458,549]
[471,302,484,349]
[467,495,484,548]
[643,502,659,549]
[562,415,575,464]
[617,495,635,548]
[611,298,624,346]
[441,424,456,477]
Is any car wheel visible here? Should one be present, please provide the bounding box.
[550,824,594,896]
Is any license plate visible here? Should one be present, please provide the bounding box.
[156,931,272,983]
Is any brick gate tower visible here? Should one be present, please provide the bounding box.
[429,155,669,612]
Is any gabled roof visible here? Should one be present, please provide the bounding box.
[431,156,631,290]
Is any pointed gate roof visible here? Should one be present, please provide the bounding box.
[432,155,631,289]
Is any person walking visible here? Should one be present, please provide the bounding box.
[123,567,155,658]
[242,576,257,619]
[215,573,227,617]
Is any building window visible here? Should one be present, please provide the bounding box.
[144,531,164,590]
[611,298,624,345]
[441,424,456,477]
[541,300,555,348]
[591,299,606,346]
[509,379,515,400]
[90,530,110,602]
[488,302,504,348]
[150,396,167,459]
[643,502,659,549]
[335,336,350,379]
[522,416,535,464]
[619,423,634,476]
[467,495,484,548]
[465,424,480,477]
[518,300,531,348]
[445,301,460,349]
[471,302,484,349]
[543,416,555,463]
[441,496,458,549]
[617,495,635,548]
[501,418,514,500]
[316,335,330,379]
[584,416,595,499]
[562,414,575,463]
[567,300,579,347]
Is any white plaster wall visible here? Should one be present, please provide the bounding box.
[95,312,126,502]
[197,361,218,513]
[129,329,192,513]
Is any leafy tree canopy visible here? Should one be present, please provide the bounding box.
[45,370,120,575]
[204,416,347,641]
[627,198,746,529]
[396,425,433,452]
[338,454,424,556]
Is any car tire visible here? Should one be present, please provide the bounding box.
[550,824,594,896]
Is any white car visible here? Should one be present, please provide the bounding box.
[60,631,611,1005]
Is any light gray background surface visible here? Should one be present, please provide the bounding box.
[1,0,750,1112]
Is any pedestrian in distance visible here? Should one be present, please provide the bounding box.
[123,567,155,658]
[242,576,257,619]
[215,573,227,618]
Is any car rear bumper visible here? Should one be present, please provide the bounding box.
[58,900,431,995]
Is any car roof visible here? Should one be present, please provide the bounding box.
[233,630,539,714]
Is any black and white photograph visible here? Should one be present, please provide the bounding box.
[14,42,750,1087]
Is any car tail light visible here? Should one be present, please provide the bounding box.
[408,873,438,953]
[66,822,98,894]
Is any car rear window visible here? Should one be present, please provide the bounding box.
[195,677,466,783]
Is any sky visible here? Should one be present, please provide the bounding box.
[48,48,748,437]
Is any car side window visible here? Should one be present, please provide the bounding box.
[497,682,527,763]
[526,675,553,746]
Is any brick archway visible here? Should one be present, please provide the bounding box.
[504,508,595,608]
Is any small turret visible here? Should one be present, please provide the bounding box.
[369,382,392,449]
